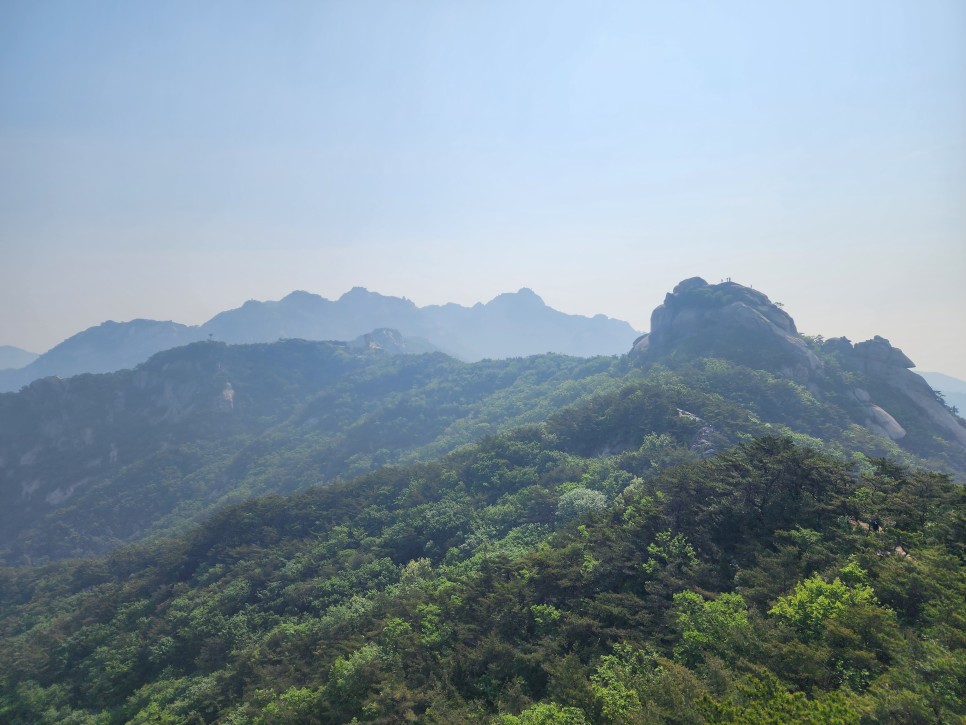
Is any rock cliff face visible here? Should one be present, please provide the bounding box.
[633,277,822,381]
[828,336,966,447]
[634,278,966,450]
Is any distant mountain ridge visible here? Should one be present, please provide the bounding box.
[0,338,620,563]
[917,371,966,417]
[0,345,38,370]
[0,288,639,392]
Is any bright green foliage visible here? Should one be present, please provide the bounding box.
[766,564,905,692]
[672,591,750,666]
[643,531,698,576]
[496,701,590,724]
[591,644,706,723]
[530,603,562,636]
[256,687,322,724]
[699,673,862,723]
[0,358,964,725]
[768,571,877,638]
[590,644,657,722]
[325,643,383,719]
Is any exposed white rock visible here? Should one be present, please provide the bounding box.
[866,405,907,441]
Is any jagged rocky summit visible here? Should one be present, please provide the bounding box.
[831,335,966,447]
[633,277,966,449]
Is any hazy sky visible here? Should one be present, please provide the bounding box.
[2,1,964,376]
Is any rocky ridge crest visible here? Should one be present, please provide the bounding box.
[634,277,966,449]
[633,277,822,381]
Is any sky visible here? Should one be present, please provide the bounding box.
[1,0,964,376]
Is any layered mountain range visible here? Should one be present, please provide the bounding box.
[1,277,963,567]
[0,341,618,564]
[2,279,964,723]
[0,288,638,392]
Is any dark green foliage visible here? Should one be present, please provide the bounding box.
[0,342,621,564]
[1,424,962,722]
[1,333,965,722]
[4,332,964,566]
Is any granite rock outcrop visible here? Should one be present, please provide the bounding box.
[634,278,966,450]
[826,336,966,447]
[633,277,822,381]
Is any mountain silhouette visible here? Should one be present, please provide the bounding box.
[0,288,638,392]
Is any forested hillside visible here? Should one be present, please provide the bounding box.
[1,279,964,722]
[4,333,964,568]
[1,408,962,722]
[0,339,620,564]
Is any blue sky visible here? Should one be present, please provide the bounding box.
[1,1,964,375]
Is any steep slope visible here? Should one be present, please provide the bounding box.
[633,277,823,379]
[0,289,639,392]
[0,339,620,564]
[632,277,966,468]
[0,419,961,722]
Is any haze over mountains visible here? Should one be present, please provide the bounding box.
[0,345,38,371]
[2,277,963,567]
[0,341,619,564]
[2,278,965,723]
[918,371,966,418]
[0,288,638,393]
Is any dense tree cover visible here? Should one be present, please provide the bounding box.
[1,397,962,722]
[2,328,965,721]
[3,330,964,567]
[0,342,623,564]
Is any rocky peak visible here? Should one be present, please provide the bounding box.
[632,278,966,450]
[822,336,966,447]
[634,277,821,381]
[853,335,916,370]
